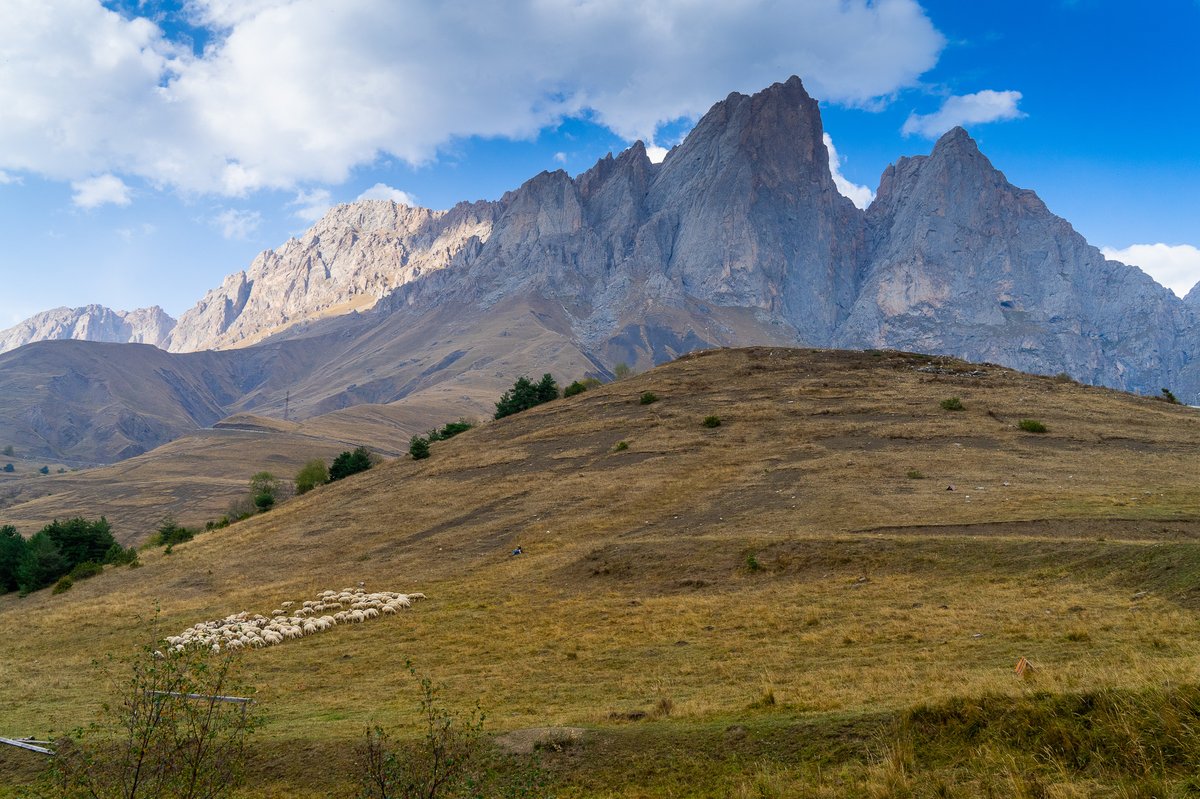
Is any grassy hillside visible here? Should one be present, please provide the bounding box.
[2,347,1199,797]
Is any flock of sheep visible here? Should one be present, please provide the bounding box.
[165,588,425,652]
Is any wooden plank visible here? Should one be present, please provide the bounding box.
[0,737,54,755]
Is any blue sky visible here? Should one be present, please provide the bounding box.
[0,0,1197,327]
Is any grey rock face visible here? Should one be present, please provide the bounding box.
[1185,281,1200,306]
[0,305,175,354]
[836,127,1197,398]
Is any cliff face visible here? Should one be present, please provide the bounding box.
[837,127,1196,395]
[0,305,175,354]
[165,199,499,352]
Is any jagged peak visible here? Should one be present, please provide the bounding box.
[1185,280,1200,305]
[931,126,983,159]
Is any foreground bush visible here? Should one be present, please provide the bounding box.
[53,641,258,799]
[356,663,548,799]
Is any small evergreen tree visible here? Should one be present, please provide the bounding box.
[0,525,26,594]
[2,463,13,473]
[45,517,117,567]
[17,531,67,594]
[409,435,431,461]
[329,447,373,481]
[494,374,558,419]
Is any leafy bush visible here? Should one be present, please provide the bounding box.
[38,465,49,475]
[2,463,13,473]
[249,471,282,513]
[52,575,74,594]
[409,435,431,461]
[104,542,139,566]
[564,377,602,398]
[1018,419,1048,433]
[612,441,629,452]
[613,363,632,380]
[1161,388,1181,404]
[426,421,473,442]
[940,397,964,411]
[906,470,926,479]
[355,662,547,799]
[702,415,722,428]
[295,459,329,494]
[68,561,103,581]
[152,517,196,547]
[639,392,659,405]
[54,638,257,799]
[330,446,373,482]
[494,374,559,419]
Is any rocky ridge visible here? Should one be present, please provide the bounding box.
[0,305,175,354]
[1,76,1198,466]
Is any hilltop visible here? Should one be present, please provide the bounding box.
[2,347,1199,796]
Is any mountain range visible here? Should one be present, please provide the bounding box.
[1,76,1197,466]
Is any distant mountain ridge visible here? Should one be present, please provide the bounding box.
[1,76,1197,466]
[0,305,174,354]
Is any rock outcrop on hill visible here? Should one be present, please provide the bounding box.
[1,76,1197,466]
[0,305,175,354]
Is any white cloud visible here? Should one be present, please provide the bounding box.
[553,152,567,164]
[212,208,262,239]
[645,145,669,164]
[71,174,133,208]
[902,90,1025,138]
[822,134,874,210]
[0,170,20,185]
[0,0,945,195]
[290,188,333,223]
[1101,243,1200,298]
[356,183,416,206]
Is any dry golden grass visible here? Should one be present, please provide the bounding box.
[2,347,1199,796]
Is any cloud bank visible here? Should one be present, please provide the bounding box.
[823,134,874,210]
[902,90,1025,137]
[1101,243,1200,298]
[0,0,944,196]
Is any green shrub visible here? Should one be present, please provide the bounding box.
[495,374,559,419]
[563,381,588,398]
[3,463,13,472]
[613,362,632,380]
[745,552,762,572]
[103,542,138,566]
[38,465,49,475]
[152,517,195,547]
[295,459,329,494]
[2,445,12,456]
[906,470,926,479]
[639,392,659,405]
[68,561,103,581]
[52,575,74,594]
[1018,419,1047,433]
[702,415,722,428]
[427,420,474,441]
[409,435,431,460]
[940,397,964,411]
[612,441,629,452]
[329,447,373,481]
[1161,388,1181,404]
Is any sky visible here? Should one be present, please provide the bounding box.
[0,0,1197,327]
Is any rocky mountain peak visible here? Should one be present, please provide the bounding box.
[0,304,176,354]
[1185,281,1200,306]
